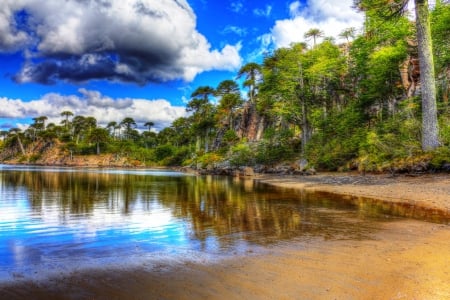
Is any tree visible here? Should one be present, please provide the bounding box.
[144,121,155,132]
[213,80,243,149]
[339,27,357,43]
[415,0,440,150]
[85,117,97,131]
[31,116,48,133]
[120,117,137,140]
[88,128,110,155]
[216,80,242,125]
[188,86,216,152]
[72,115,86,144]
[60,111,74,130]
[106,121,118,139]
[304,28,324,47]
[8,128,26,156]
[431,1,450,104]
[0,130,8,141]
[237,62,262,103]
[187,86,215,112]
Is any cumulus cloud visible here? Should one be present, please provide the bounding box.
[0,1,30,52]
[0,89,187,131]
[267,0,363,48]
[1,0,242,85]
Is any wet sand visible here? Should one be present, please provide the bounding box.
[1,173,450,299]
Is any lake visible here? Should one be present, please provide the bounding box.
[0,165,446,284]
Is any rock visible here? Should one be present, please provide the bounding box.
[253,164,266,173]
[442,163,450,171]
[305,168,316,175]
[243,166,255,176]
[298,159,308,172]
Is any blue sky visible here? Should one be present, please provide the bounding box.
[0,0,362,131]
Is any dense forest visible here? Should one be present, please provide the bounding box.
[1,1,449,173]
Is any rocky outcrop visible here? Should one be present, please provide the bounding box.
[235,101,266,142]
[399,54,421,98]
[185,159,317,177]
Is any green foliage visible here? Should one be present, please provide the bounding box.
[28,153,42,163]
[306,106,366,170]
[358,106,423,172]
[229,142,255,167]
[164,146,191,166]
[223,129,239,143]
[429,147,450,169]
[154,144,175,162]
[255,128,297,166]
[197,152,223,168]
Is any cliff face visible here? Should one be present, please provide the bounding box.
[235,101,265,142]
[211,101,266,151]
[399,55,421,98]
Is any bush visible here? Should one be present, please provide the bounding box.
[230,142,254,166]
[306,106,366,170]
[154,144,175,161]
[197,152,223,168]
[255,140,295,166]
[430,147,450,170]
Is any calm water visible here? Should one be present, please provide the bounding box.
[0,165,443,282]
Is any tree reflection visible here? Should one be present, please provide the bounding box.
[0,169,446,248]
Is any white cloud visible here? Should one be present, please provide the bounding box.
[0,89,187,131]
[222,25,248,37]
[289,1,302,17]
[253,5,273,17]
[230,1,244,13]
[1,0,242,84]
[0,1,29,52]
[266,0,364,48]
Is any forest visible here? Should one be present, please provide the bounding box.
[1,0,449,173]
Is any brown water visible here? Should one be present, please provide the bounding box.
[0,165,447,287]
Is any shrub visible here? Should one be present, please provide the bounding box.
[230,142,254,166]
[197,152,223,168]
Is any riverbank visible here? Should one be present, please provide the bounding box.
[255,172,450,216]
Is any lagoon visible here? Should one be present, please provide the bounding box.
[0,165,449,299]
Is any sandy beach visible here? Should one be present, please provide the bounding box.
[1,172,449,300]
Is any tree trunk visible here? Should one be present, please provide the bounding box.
[300,99,311,156]
[17,135,26,156]
[256,115,265,141]
[196,135,201,152]
[415,0,440,150]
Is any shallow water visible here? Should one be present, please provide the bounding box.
[0,165,444,283]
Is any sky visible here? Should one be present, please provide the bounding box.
[0,0,363,132]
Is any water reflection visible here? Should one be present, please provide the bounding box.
[0,167,444,281]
